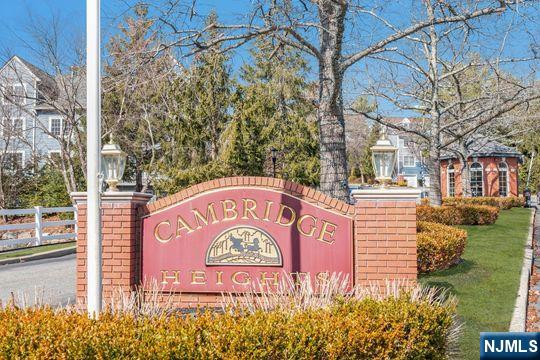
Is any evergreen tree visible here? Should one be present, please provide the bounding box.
[152,12,234,194]
[224,39,319,185]
[222,114,265,176]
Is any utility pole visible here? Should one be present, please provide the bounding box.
[86,0,102,317]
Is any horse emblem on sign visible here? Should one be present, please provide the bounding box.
[206,226,282,266]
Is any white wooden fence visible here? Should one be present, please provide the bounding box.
[0,207,77,248]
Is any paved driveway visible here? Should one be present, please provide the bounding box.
[0,254,76,307]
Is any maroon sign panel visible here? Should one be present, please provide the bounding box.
[142,187,353,292]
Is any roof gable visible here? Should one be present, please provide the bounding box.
[0,56,39,79]
[441,136,522,160]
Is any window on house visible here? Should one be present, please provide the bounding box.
[49,118,63,137]
[448,164,455,197]
[403,155,415,167]
[2,118,24,137]
[470,162,483,197]
[4,152,24,171]
[4,84,25,106]
[498,162,508,197]
[12,118,24,135]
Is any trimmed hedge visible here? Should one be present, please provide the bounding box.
[417,204,499,225]
[442,196,524,210]
[417,221,468,273]
[0,297,457,359]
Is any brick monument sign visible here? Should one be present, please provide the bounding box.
[72,177,419,307]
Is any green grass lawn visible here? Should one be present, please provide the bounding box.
[420,207,532,360]
[0,241,75,261]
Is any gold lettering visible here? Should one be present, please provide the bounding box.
[190,270,207,285]
[221,200,238,221]
[242,198,259,220]
[260,272,280,286]
[275,204,296,227]
[262,200,274,221]
[316,220,337,244]
[216,271,224,285]
[161,270,180,285]
[154,220,173,243]
[231,271,251,285]
[296,214,317,237]
[191,203,219,229]
[176,215,194,238]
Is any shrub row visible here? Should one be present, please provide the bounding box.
[0,296,457,360]
[417,221,468,274]
[417,204,499,225]
[442,196,524,210]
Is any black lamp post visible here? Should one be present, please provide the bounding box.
[270,147,278,178]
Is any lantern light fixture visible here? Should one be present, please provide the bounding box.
[371,127,398,186]
[101,135,127,191]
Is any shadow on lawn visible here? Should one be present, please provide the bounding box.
[420,259,477,296]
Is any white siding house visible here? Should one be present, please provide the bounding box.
[0,56,64,169]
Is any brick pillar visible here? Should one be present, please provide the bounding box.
[71,192,152,305]
[352,188,420,287]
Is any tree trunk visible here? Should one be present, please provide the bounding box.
[59,155,74,195]
[0,169,5,211]
[317,0,349,202]
[74,126,87,178]
[459,159,471,197]
[66,155,78,193]
[425,7,443,207]
[428,147,443,206]
[317,102,349,201]
[458,141,471,197]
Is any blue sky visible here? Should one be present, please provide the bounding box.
[1,1,536,66]
[0,0,254,69]
[1,0,537,115]
[0,0,83,59]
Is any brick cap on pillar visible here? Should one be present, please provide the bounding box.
[351,187,421,201]
[71,191,153,205]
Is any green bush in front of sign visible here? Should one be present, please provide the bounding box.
[0,293,457,359]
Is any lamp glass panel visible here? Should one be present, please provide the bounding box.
[373,151,395,178]
[117,155,126,180]
[101,155,116,180]
[102,155,126,182]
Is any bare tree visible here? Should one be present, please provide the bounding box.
[441,68,538,197]
[355,1,538,204]
[0,12,87,195]
[344,113,370,181]
[102,4,182,191]
[0,96,33,210]
[154,0,515,201]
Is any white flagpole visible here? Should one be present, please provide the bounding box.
[86,0,102,317]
